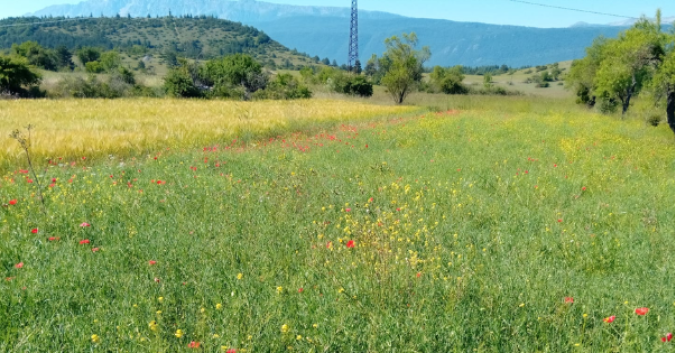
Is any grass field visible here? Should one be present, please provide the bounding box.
[2,96,675,352]
[0,99,415,171]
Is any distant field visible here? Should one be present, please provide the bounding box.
[2,95,675,351]
[0,99,416,170]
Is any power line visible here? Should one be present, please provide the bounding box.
[507,0,640,20]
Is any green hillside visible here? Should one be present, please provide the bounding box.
[0,16,321,69]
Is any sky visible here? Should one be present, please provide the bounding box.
[2,0,674,28]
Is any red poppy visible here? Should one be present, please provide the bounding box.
[79,239,90,245]
[31,228,38,234]
[48,237,60,241]
[91,248,100,252]
[557,219,563,223]
[346,240,355,248]
[345,208,351,212]
[662,333,673,343]
[188,341,200,349]
[8,199,17,206]
[369,198,374,203]
[564,297,574,304]
[416,272,421,278]
[635,308,649,316]
[326,242,332,249]
[148,260,157,265]
[226,349,236,353]
[298,288,304,293]
[603,316,616,323]
[15,262,24,269]
[80,222,91,227]
[582,187,587,191]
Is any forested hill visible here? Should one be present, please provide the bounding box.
[0,16,316,66]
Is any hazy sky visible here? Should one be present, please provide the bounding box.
[3,0,673,28]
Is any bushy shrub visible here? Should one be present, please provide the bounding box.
[328,72,373,97]
[430,66,468,95]
[253,73,311,100]
[85,61,105,74]
[50,74,149,99]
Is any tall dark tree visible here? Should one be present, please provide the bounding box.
[0,56,41,96]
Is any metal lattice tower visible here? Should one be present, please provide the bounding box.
[348,0,359,70]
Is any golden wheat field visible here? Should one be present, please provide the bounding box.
[0,99,417,168]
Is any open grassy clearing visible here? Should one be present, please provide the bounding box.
[2,96,675,351]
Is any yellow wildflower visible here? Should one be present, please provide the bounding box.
[216,303,223,310]
[148,321,158,332]
[277,286,283,294]
[91,334,101,344]
[281,324,289,334]
[237,273,243,280]
[175,329,184,338]
[296,335,302,340]
[158,297,164,303]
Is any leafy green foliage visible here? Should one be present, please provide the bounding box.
[164,60,203,98]
[85,61,105,74]
[253,73,311,100]
[568,14,667,115]
[379,33,431,104]
[203,54,267,99]
[76,47,102,66]
[430,66,468,95]
[164,55,311,100]
[99,51,122,72]
[0,55,41,96]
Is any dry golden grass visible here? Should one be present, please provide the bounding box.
[0,98,417,168]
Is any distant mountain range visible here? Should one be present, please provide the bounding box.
[27,0,666,67]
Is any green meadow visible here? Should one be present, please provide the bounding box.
[1,96,675,352]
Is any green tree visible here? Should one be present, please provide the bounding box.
[0,55,41,96]
[76,47,102,66]
[203,54,267,99]
[54,46,74,70]
[11,41,59,71]
[99,51,122,72]
[364,54,378,77]
[164,59,202,98]
[593,16,665,114]
[299,66,315,84]
[380,33,431,104]
[566,37,609,107]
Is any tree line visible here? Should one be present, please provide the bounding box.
[566,11,675,133]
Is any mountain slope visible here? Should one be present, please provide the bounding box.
[0,16,315,67]
[254,16,627,67]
